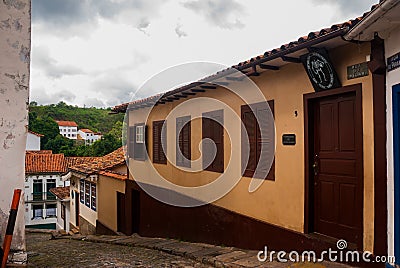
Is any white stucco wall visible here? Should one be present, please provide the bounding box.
[56,200,70,232]
[386,25,400,264]
[0,0,30,263]
[26,132,40,150]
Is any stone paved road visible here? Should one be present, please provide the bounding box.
[26,232,213,268]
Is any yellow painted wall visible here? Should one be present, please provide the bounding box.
[69,174,97,228]
[97,175,125,232]
[128,42,375,252]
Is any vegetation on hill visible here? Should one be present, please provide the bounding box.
[28,101,125,156]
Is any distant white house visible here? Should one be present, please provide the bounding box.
[25,152,67,229]
[78,129,101,145]
[26,131,43,151]
[56,120,78,140]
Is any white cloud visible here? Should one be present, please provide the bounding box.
[30,0,379,107]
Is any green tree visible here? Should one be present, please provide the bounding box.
[44,135,74,154]
[108,121,123,142]
[28,113,59,147]
[91,134,121,156]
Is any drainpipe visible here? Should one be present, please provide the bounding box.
[344,0,400,41]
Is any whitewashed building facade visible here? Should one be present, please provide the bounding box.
[25,153,67,229]
[26,131,42,151]
[56,121,78,140]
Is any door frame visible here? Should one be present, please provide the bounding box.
[392,83,400,264]
[303,84,363,248]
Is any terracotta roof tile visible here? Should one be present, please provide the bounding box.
[56,121,78,127]
[25,153,67,174]
[79,129,93,133]
[49,186,70,200]
[28,130,44,137]
[99,170,127,181]
[65,156,101,168]
[69,147,125,175]
[26,150,53,155]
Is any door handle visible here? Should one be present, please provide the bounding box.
[313,154,319,176]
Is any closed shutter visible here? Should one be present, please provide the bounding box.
[176,116,191,167]
[202,110,224,173]
[153,120,167,164]
[241,100,275,180]
[241,106,257,177]
[128,126,135,158]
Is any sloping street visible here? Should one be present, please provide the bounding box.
[26,232,212,267]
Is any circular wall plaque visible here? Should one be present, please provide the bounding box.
[306,52,335,90]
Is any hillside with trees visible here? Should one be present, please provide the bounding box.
[28,101,125,156]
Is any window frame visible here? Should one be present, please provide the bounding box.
[32,204,44,220]
[79,179,85,204]
[136,125,144,144]
[84,181,90,207]
[91,183,96,211]
[45,203,57,218]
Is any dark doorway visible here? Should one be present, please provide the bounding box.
[305,85,363,248]
[117,192,126,233]
[132,190,140,233]
[75,192,80,227]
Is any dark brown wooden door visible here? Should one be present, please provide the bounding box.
[313,92,362,245]
[117,192,126,233]
[132,190,140,233]
[75,192,80,227]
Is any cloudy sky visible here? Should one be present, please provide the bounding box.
[30,0,378,108]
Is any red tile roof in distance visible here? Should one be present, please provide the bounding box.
[25,153,67,174]
[49,186,70,200]
[26,150,53,155]
[79,129,93,133]
[111,2,380,114]
[69,147,125,175]
[65,156,102,168]
[56,120,78,127]
[28,130,44,137]
[99,170,127,181]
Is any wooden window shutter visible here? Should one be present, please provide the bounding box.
[176,116,191,167]
[153,120,167,164]
[202,110,224,173]
[241,100,275,180]
[128,126,135,159]
[133,123,147,161]
[241,106,257,177]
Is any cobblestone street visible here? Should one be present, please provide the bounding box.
[26,233,212,267]
[25,231,352,268]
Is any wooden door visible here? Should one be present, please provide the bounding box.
[132,190,140,233]
[117,192,126,233]
[75,192,80,227]
[313,92,362,245]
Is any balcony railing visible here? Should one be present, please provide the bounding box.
[30,192,56,202]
